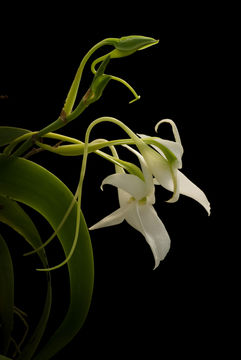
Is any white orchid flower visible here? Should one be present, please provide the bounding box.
[83,116,210,215]
[90,148,171,269]
[138,119,210,215]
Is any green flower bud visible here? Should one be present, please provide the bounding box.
[83,75,111,106]
[110,35,159,58]
[83,56,111,106]
[89,36,158,104]
[92,36,159,71]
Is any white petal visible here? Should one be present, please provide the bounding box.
[122,144,155,201]
[140,144,173,188]
[102,173,147,200]
[151,139,183,169]
[133,134,177,195]
[124,201,144,232]
[138,133,183,168]
[124,203,171,269]
[117,187,131,208]
[155,118,182,144]
[137,204,171,269]
[166,167,180,203]
[177,171,211,215]
[89,204,129,230]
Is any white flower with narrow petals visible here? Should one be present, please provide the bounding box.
[138,119,210,215]
[90,150,171,269]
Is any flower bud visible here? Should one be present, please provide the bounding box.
[83,56,111,106]
[113,35,159,56]
[92,36,159,71]
[103,35,159,60]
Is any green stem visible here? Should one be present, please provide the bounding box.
[109,75,140,103]
[10,111,83,157]
[10,118,62,157]
[34,130,161,157]
[4,131,81,156]
[24,119,145,263]
[77,116,144,208]
[4,132,37,156]
[10,39,119,158]
[42,132,82,144]
[36,194,81,272]
[63,38,117,115]
[24,186,79,257]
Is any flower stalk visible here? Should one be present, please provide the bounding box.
[10,36,158,158]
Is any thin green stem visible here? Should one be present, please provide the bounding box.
[26,117,147,269]
[4,132,37,156]
[34,132,159,157]
[4,131,81,156]
[10,39,118,158]
[42,132,82,144]
[81,116,146,152]
[36,195,81,272]
[39,117,139,270]
[77,116,144,207]
[24,185,79,257]
[63,38,117,115]
[109,75,140,103]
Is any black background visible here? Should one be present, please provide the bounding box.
[1,3,232,359]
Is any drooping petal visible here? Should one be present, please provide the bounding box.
[177,171,211,215]
[123,202,171,269]
[123,201,145,232]
[101,173,147,200]
[166,166,180,203]
[89,203,130,230]
[154,168,210,214]
[136,203,171,269]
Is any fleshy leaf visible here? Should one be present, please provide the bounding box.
[0,154,94,360]
[0,233,14,355]
[0,127,30,147]
[0,195,52,359]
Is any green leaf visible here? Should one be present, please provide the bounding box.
[0,355,13,360]
[0,233,14,355]
[0,195,48,265]
[0,195,52,360]
[0,127,30,147]
[0,154,94,360]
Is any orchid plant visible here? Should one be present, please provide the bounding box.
[0,35,210,360]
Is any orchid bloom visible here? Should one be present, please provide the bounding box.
[89,148,171,269]
[138,119,210,215]
[82,116,210,214]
